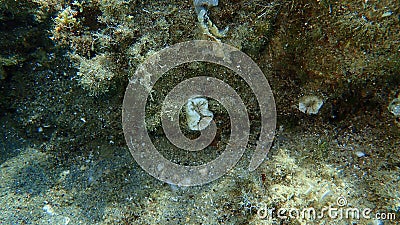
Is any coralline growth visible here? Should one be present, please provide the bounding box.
[193,0,228,40]
[298,95,324,115]
[186,97,214,131]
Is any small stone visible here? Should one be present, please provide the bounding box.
[381,11,393,18]
[298,95,324,115]
[388,98,400,117]
[355,151,366,157]
[43,204,55,216]
[186,97,214,131]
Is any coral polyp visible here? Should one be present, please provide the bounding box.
[186,97,214,131]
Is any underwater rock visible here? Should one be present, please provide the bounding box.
[355,151,366,158]
[298,95,324,115]
[186,97,214,131]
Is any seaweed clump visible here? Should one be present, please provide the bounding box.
[71,53,117,96]
[50,0,175,96]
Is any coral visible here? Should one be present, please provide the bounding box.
[193,0,231,41]
[298,95,324,115]
[186,97,214,131]
[71,53,116,96]
[50,0,173,97]
[51,6,82,46]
